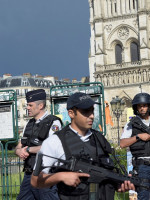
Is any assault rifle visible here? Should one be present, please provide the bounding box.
[33,152,150,190]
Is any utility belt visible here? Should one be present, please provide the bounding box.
[133,158,150,166]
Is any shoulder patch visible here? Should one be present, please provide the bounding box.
[52,125,60,132]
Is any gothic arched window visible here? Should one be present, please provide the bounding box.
[133,0,135,9]
[130,42,140,62]
[115,44,122,64]
[114,2,117,13]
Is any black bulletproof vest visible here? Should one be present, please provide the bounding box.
[129,116,150,157]
[54,125,115,200]
[22,115,62,171]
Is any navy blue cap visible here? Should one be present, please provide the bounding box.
[26,89,46,103]
[67,92,99,110]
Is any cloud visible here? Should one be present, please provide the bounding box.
[0,0,90,80]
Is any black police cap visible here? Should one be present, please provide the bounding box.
[26,89,46,103]
[67,92,99,110]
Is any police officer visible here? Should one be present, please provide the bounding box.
[31,92,134,200]
[120,92,150,200]
[15,89,62,200]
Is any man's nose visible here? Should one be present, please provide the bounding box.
[89,112,94,118]
[140,106,144,109]
[27,105,30,109]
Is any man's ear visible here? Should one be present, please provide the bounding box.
[68,110,74,119]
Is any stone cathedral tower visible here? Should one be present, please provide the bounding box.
[88,0,150,142]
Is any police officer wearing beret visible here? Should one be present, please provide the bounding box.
[120,93,150,200]
[31,92,134,200]
[15,89,62,200]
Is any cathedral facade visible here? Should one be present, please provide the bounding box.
[88,0,150,141]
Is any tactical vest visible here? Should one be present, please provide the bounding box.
[22,115,62,171]
[130,116,150,158]
[54,125,115,200]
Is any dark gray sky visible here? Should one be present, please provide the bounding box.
[0,0,90,80]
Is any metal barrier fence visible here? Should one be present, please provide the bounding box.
[0,153,130,200]
[0,154,24,200]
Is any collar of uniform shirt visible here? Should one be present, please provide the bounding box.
[137,115,150,126]
[35,111,48,124]
[69,125,92,142]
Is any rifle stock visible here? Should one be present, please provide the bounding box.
[33,152,43,176]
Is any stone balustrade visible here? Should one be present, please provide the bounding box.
[96,66,150,87]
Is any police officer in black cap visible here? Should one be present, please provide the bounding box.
[120,92,150,200]
[31,92,134,200]
[15,89,62,200]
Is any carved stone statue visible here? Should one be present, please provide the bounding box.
[143,69,147,82]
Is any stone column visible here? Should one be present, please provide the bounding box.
[117,0,121,15]
[135,0,138,10]
[95,0,102,18]
[102,0,108,18]
[107,0,112,18]
[126,0,130,14]
[89,0,94,22]
[121,0,126,14]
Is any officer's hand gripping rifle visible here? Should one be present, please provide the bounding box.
[33,152,150,191]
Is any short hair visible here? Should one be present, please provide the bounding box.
[35,100,46,109]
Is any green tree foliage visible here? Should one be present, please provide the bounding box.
[111,144,127,171]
